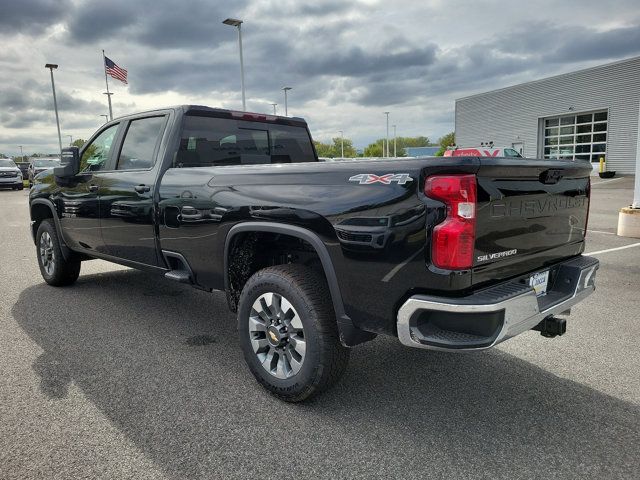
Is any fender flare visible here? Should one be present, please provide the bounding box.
[29,198,73,261]
[223,222,375,347]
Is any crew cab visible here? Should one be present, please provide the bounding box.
[29,105,598,401]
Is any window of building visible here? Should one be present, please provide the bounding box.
[543,110,607,162]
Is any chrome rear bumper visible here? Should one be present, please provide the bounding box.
[397,256,599,351]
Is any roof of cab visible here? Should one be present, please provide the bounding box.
[110,105,308,127]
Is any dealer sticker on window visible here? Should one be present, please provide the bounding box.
[529,270,550,297]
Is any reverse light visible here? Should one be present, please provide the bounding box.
[424,174,477,270]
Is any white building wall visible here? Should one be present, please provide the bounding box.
[455,56,640,174]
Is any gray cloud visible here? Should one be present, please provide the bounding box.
[1,0,640,155]
[66,0,249,48]
[0,0,71,33]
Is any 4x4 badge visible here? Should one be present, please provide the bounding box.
[348,173,413,185]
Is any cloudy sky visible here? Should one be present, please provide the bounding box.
[1,0,639,156]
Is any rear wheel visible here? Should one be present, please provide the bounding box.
[237,264,349,402]
[36,219,81,286]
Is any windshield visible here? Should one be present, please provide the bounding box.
[0,159,17,168]
[33,159,60,167]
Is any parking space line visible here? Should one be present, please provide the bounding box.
[587,229,616,235]
[591,177,626,186]
[585,242,640,256]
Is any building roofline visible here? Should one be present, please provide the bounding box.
[455,55,640,102]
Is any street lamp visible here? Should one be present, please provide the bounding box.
[45,63,63,155]
[282,87,292,116]
[392,125,397,157]
[100,114,109,124]
[67,135,73,146]
[19,145,23,159]
[270,103,277,115]
[223,18,246,111]
[384,112,390,157]
[339,130,344,158]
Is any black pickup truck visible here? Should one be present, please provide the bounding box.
[29,105,598,401]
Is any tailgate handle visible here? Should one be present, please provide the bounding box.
[540,169,563,184]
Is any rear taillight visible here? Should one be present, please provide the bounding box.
[424,174,477,270]
[584,177,591,238]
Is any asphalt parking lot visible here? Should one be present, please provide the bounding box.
[1,177,639,480]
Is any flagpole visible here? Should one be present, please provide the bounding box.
[102,49,113,121]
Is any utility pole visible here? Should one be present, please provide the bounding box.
[223,18,246,111]
[282,87,292,116]
[19,145,23,159]
[392,125,397,157]
[270,103,277,115]
[384,112,390,157]
[45,63,63,155]
[339,130,344,158]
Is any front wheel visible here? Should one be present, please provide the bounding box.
[36,219,81,286]
[237,264,349,402]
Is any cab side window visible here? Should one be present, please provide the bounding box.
[80,124,119,172]
[117,116,167,170]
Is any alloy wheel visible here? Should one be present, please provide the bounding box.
[248,292,306,379]
[39,231,55,276]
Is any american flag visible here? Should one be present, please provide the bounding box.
[104,56,128,84]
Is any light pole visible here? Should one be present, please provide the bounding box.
[45,63,63,155]
[223,18,246,111]
[270,103,277,115]
[100,114,109,124]
[19,145,23,160]
[67,135,73,146]
[384,112,390,157]
[282,87,292,116]
[392,124,397,157]
[339,130,344,158]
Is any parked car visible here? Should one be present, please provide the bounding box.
[29,105,598,402]
[444,146,523,157]
[28,158,60,186]
[15,162,30,179]
[0,158,24,190]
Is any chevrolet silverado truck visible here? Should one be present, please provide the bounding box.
[29,105,599,401]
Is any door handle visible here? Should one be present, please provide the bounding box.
[134,184,151,193]
[88,184,99,192]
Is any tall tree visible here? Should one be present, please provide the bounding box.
[71,139,86,148]
[314,137,357,158]
[435,132,455,156]
[363,136,433,157]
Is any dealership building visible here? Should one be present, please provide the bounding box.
[455,56,640,174]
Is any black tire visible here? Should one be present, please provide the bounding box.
[18,184,24,190]
[36,219,81,286]
[237,264,349,402]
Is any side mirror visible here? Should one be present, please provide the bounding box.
[54,147,80,178]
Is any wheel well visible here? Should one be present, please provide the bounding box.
[226,231,324,312]
[30,203,54,241]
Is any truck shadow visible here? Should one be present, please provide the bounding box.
[13,269,639,479]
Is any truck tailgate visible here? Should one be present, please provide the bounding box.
[473,158,591,286]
